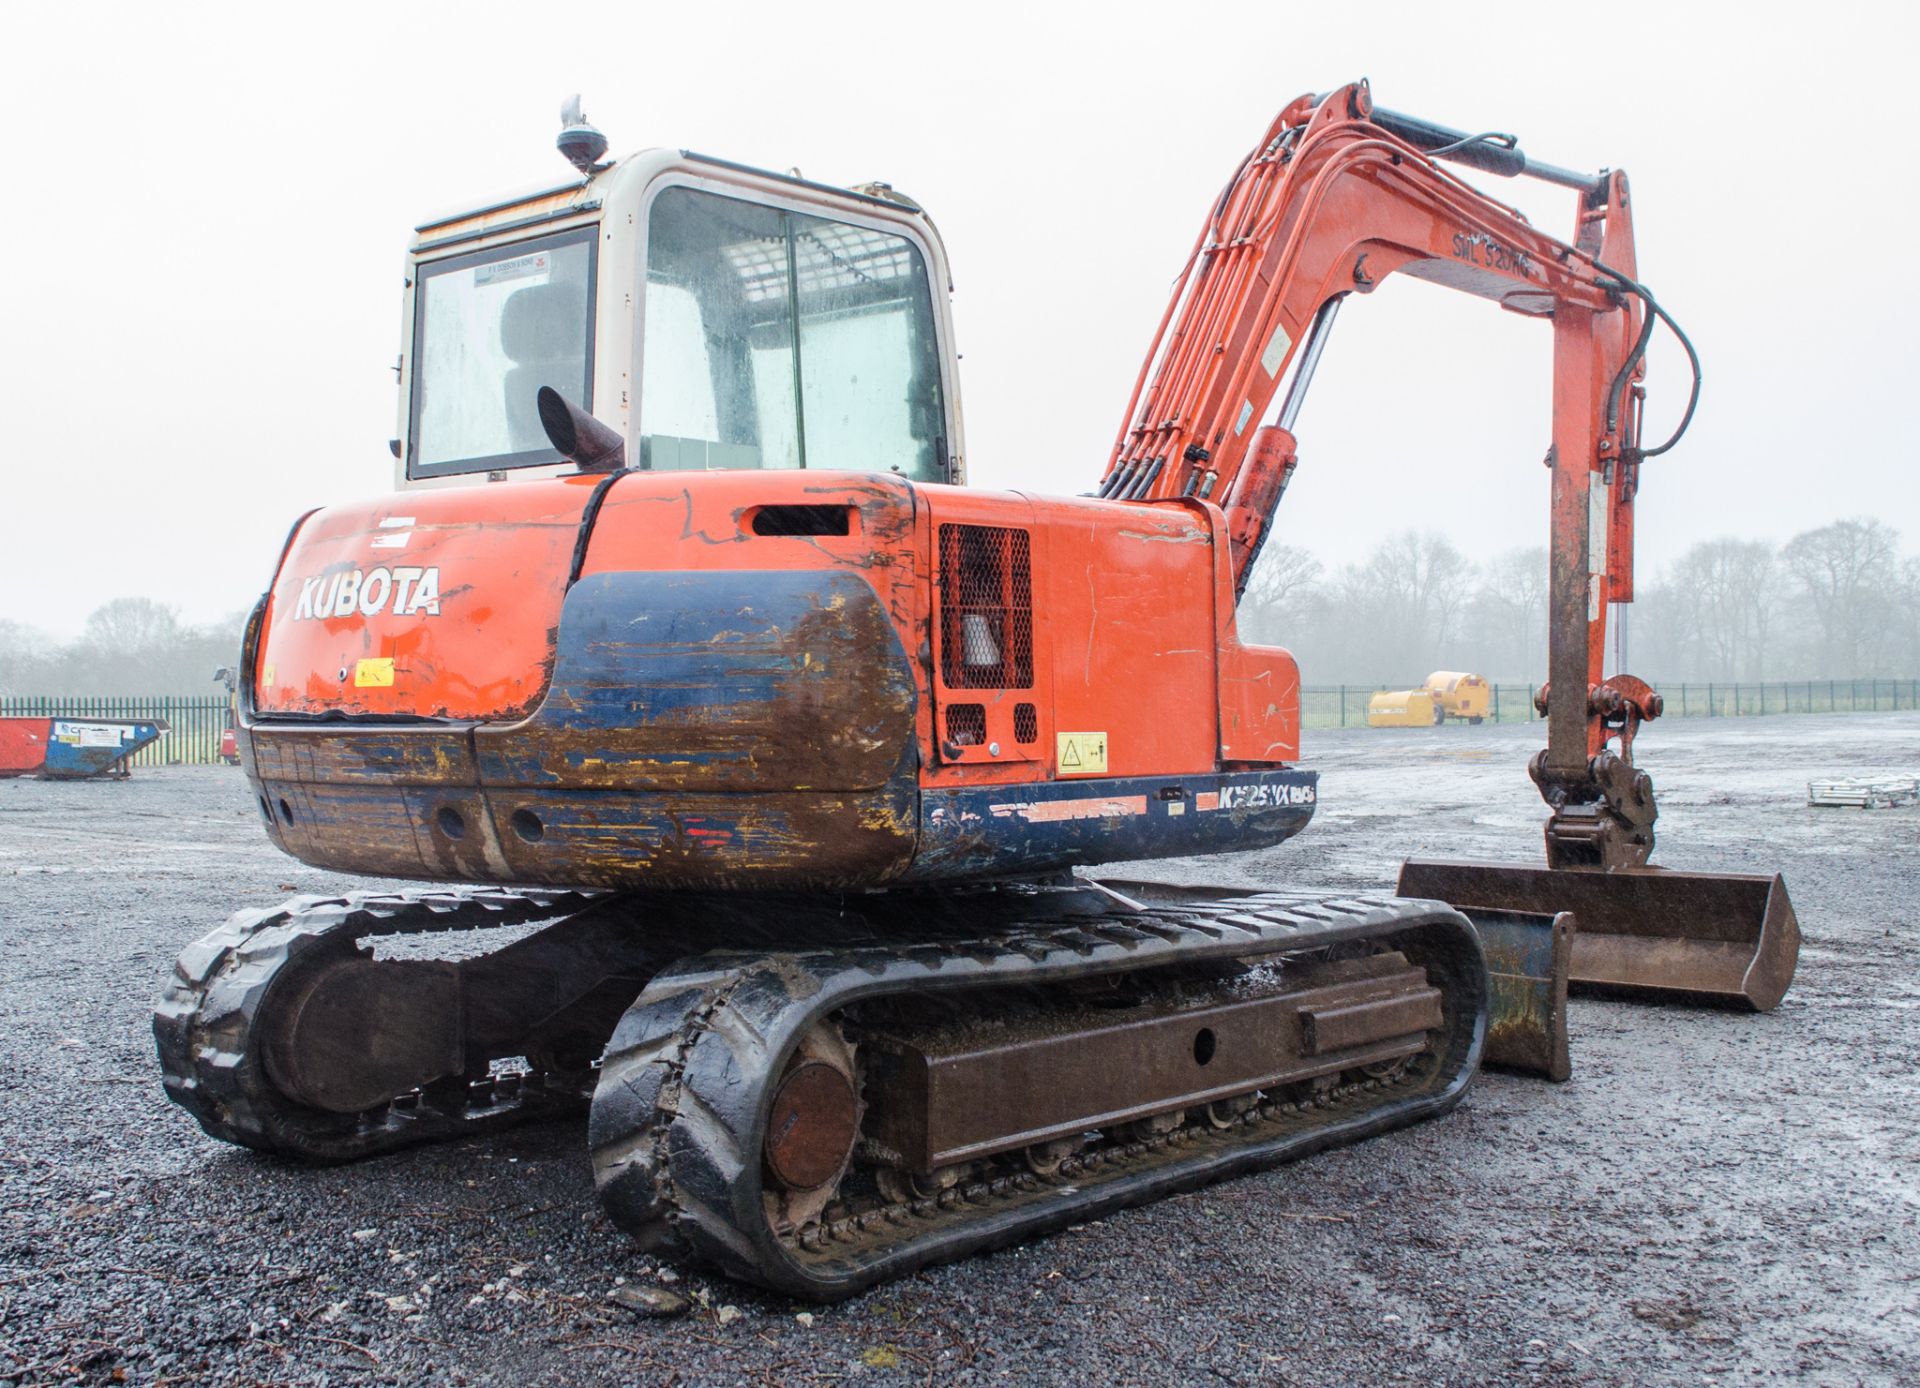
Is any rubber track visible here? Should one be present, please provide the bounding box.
[588,889,1487,1301]
[153,887,600,1162]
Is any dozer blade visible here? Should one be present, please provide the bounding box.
[1397,860,1800,1012]
[1450,908,1572,1081]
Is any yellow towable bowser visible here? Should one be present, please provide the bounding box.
[1425,672,1490,722]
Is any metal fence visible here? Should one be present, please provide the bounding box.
[1301,678,1920,730]
[5,678,1917,757]
[0,694,231,767]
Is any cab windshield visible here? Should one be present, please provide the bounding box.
[640,187,947,480]
[408,227,597,478]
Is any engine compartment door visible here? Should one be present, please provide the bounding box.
[923,491,1046,767]
[253,474,605,722]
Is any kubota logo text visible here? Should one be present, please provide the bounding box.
[293,567,442,620]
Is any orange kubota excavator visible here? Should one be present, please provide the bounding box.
[154,84,1797,1299]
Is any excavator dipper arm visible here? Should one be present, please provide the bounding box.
[1106,80,1662,865]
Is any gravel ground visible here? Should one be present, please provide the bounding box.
[1,713,1915,1386]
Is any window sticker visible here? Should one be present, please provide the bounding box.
[474,252,551,288]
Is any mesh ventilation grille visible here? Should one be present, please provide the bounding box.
[945,704,986,746]
[938,525,1033,689]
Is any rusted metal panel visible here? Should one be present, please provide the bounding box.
[481,785,917,890]
[255,776,918,890]
[475,569,917,794]
[861,956,1438,1171]
[245,725,478,787]
[1453,907,1572,1081]
[1398,859,1799,1012]
[1300,988,1444,1055]
[250,562,922,891]
[253,780,437,877]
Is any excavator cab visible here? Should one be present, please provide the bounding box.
[398,139,964,491]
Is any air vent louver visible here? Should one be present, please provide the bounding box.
[938,525,1033,690]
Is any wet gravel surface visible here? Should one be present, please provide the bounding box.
[1,713,1915,1386]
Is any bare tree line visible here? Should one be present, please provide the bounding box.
[1240,517,1920,684]
[0,600,246,697]
[1,517,1914,697]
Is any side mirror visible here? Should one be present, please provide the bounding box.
[536,388,625,473]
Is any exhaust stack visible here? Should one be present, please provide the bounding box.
[536,387,625,473]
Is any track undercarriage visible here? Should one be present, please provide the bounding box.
[156,880,1485,1299]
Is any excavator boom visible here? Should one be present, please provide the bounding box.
[1109,83,1644,765]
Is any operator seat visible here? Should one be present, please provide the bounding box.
[500,281,587,452]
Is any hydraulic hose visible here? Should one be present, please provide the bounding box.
[1591,259,1702,462]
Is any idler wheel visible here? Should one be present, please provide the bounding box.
[762,1023,863,1232]
[765,1060,860,1192]
[260,953,462,1114]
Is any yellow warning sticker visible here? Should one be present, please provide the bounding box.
[354,657,395,688]
[261,665,275,688]
[1055,731,1108,776]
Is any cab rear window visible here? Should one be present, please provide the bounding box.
[408,227,597,478]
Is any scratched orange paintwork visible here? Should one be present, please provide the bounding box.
[581,471,1298,788]
[255,475,605,720]
[254,465,1301,795]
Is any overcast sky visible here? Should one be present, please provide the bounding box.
[3,1,1914,638]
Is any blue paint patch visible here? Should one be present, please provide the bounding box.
[476,569,918,793]
[910,768,1318,881]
